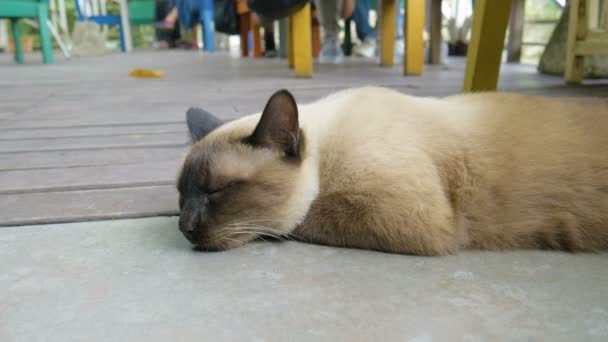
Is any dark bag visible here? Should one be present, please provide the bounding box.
[247,0,308,22]
[214,0,240,35]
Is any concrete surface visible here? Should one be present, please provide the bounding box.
[1,217,607,341]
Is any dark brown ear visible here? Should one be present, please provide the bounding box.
[186,107,223,143]
[247,89,300,158]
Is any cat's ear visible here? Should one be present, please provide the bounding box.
[248,89,300,158]
[186,107,223,143]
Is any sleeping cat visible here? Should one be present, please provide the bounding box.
[176,87,608,255]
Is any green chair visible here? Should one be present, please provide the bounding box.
[0,0,54,63]
[129,0,155,26]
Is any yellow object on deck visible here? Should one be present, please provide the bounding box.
[129,69,165,78]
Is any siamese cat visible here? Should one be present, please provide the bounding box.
[177,87,608,255]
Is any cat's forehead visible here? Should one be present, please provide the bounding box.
[181,141,276,186]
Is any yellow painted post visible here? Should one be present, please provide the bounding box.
[463,0,513,92]
[288,17,295,69]
[291,3,313,77]
[404,0,425,75]
[380,0,397,66]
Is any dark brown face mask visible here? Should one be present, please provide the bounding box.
[176,89,301,249]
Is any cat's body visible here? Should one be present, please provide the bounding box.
[178,87,608,255]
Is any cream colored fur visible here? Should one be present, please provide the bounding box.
[192,87,608,254]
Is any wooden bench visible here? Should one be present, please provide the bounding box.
[565,0,608,83]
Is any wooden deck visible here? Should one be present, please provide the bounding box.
[1,50,606,226]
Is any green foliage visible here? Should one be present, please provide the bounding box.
[522,0,565,64]
[525,0,562,20]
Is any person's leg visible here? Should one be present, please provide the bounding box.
[156,2,178,29]
[191,24,199,49]
[316,0,343,63]
[352,0,375,41]
[190,8,200,49]
[263,21,277,58]
[165,8,178,25]
[351,0,377,57]
[155,0,180,48]
[317,0,341,41]
[341,0,355,19]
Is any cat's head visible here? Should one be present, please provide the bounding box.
[177,90,310,251]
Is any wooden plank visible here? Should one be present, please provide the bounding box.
[588,0,599,29]
[0,160,182,194]
[565,0,587,83]
[279,19,288,58]
[507,0,526,63]
[574,40,608,55]
[252,17,263,58]
[404,0,426,75]
[288,16,295,68]
[0,147,188,171]
[0,123,186,140]
[236,0,248,14]
[0,186,179,227]
[463,0,513,92]
[239,13,250,57]
[0,117,186,130]
[0,132,189,153]
[587,31,608,40]
[380,0,397,66]
[428,0,443,65]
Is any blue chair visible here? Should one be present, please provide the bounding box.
[74,0,127,52]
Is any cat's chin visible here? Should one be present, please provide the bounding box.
[190,232,255,252]
[192,244,233,252]
[192,241,244,252]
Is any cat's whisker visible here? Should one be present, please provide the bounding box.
[232,228,285,241]
[229,224,299,242]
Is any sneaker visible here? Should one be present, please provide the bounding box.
[394,39,404,64]
[353,37,377,58]
[373,39,405,63]
[264,49,278,58]
[319,38,343,64]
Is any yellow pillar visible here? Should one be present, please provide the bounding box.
[290,3,313,77]
[463,0,513,92]
[288,16,294,69]
[380,0,397,66]
[404,0,425,75]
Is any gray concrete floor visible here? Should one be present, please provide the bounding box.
[1,217,607,341]
[1,51,607,341]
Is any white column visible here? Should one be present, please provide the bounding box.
[0,20,7,49]
[58,0,69,34]
[118,0,133,51]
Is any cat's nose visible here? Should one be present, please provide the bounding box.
[178,213,199,243]
[178,215,193,232]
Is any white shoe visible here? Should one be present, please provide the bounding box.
[319,39,344,64]
[394,39,404,64]
[353,37,377,58]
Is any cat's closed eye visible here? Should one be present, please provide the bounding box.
[208,182,240,197]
